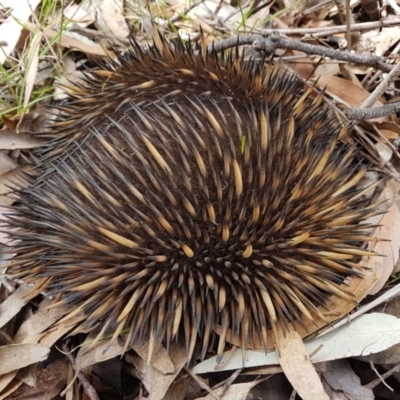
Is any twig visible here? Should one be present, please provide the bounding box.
[259,18,400,37]
[361,60,400,108]
[61,343,100,400]
[289,388,297,400]
[365,361,400,390]
[207,32,392,72]
[386,0,400,18]
[345,58,400,120]
[367,357,394,391]
[185,367,221,400]
[253,33,391,72]
[169,0,206,23]
[344,101,400,120]
[303,0,334,16]
[71,26,131,45]
[345,0,352,51]
[212,368,243,396]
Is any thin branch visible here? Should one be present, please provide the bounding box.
[61,344,100,400]
[185,367,221,400]
[345,57,400,120]
[169,0,206,23]
[259,18,400,36]
[345,102,400,120]
[207,32,392,73]
[365,361,400,390]
[367,358,394,391]
[345,0,352,51]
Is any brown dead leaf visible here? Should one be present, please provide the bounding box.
[194,380,262,400]
[75,335,125,370]
[314,61,340,80]
[14,298,67,344]
[0,374,23,400]
[5,359,68,400]
[0,166,33,206]
[0,289,62,393]
[63,3,96,27]
[161,375,190,400]
[367,179,400,295]
[15,364,37,388]
[339,64,363,87]
[375,120,400,139]
[362,26,400,57]
[277,328,329,400]
[23,21,107,56]
[375,142,393,167]
[39,313,85,349]
[131,340,175,374]
[0,343,50,375]
[315,75,383,109]
[0,131,44,150]
[0,154,17,175]
[98,0,130,38]
[319,359,374,399]
[127,342,188,400]
[0,285,38,329]
[288,49,315,79]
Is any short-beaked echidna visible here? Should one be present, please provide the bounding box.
[4,32,377,362]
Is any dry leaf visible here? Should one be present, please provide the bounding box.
[313,60,340,79]
[161,375,189,400]
[288,49,315,79]
[24,31,42,108]
[0,154,17,175]
[63,3,96,27]
[14,298,67,343]
[0,131,44,150]
[23,21,107,56]
[375,120,400,139]
[0,0,41,65]
[0,166,33,206]
[98,0,130,38]
[131,340,175,374]
[128,342,188,400]
[0,343,50,375]
[0,374,23,399]
[39,313,85,349]
[75,336,125,370]
[315,75,383,110]
[362,26,400,57]
[320,359,374,400]
[0,285,37,329]
[4,359,68,400]
[277,328,329,400]
[375,142,393,166]
[194,380,262,400]
[367,179,400,295]
[194,313,400,373]
[188,1,237,25]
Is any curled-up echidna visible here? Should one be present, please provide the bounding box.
[4,32,378,362]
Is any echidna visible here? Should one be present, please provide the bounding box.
[4,32,377,362]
